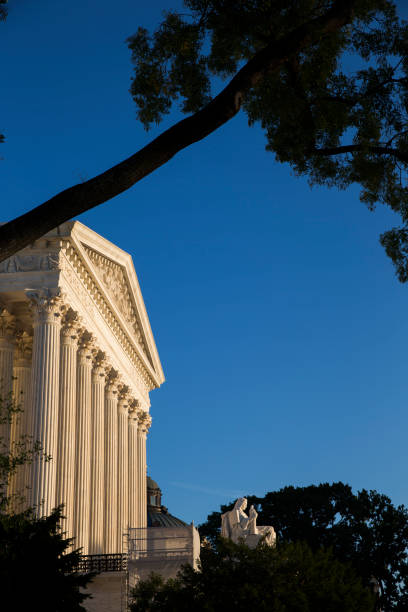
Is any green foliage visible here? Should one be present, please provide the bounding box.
[0,506,94,612]
[0,0,6,21]
[0,395,94,610]
[0,388,49,510]
[199,482,408,610]
[129,538,375,611]
[128,1,408,281]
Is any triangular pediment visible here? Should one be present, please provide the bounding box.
[60,221,164,387]
[82,245,149,357]
[0,220,164,392]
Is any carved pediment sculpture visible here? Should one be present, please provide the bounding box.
[83,246,147,355]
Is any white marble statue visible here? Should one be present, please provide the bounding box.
[221,497,276,549]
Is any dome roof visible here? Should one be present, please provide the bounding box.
[146,475,188,528]
[147,507,187,528]
[146,476,160,491]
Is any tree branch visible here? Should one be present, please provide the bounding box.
[313,143,408,163]
[0,0,356,262]
[312,76,408,109]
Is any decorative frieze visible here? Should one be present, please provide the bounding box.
[0,253,60,274]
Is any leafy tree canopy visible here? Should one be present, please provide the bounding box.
[0,506,93,612]
[2,1,408,267]
[127,0,408,280]
[129,537,375,612]
[0,396,94,611]
[199,482,408,611]
[0,0,6,21]
[0,389,49,511]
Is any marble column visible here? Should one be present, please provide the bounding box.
[137,411,151,529]
[128,402,139,529]
[117,388,129,553]
[89,351,106,554]
[74,330,94,554]
[0,308,16,459]
[104,370,119,553]
[56,309,80,541]
[8,331,32,509]
[27,289,62,516]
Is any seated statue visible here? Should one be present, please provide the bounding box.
[221,497,276,549]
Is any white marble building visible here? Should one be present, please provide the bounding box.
[0,221,164,555]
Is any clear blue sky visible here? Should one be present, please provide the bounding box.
[2,1,408,525]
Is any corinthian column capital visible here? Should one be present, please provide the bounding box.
[77,330,95,365]
[92,350,107,383]
[105,368,119,398]
[0,307,16,341]
[118,385,130,414]
[61,308,81,347]
[128,399,141,423]
[138,410,152,433]
[26,288,63,325]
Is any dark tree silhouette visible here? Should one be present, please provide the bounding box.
[2,1,408,281]
[199,482,408,611]
[129,537,375,612]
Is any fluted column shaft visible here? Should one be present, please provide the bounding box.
[117,392,129,553]
[9,332,32,508]
[137,412,151,529]
[128,406,139,528]
[89,353,106,554]
[137,429,147,528]
[0,309,16,459]
[28,291,62,515]
[104,375,118,553]
[74,332,93,553]
[56,311,79,540]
